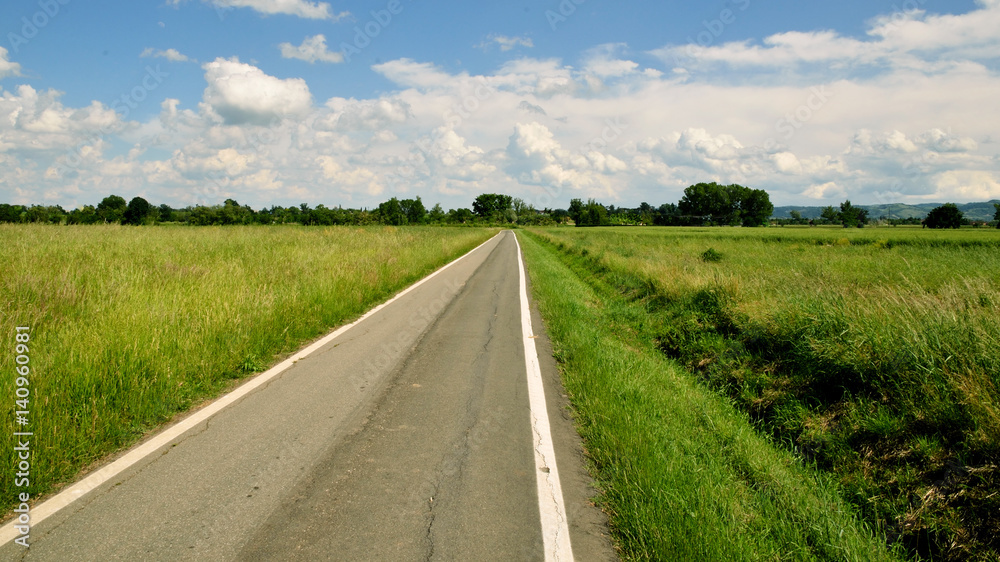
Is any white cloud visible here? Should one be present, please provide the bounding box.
[650,0,1000,78]
[140,48,193,62]
[372,59,457,90]
[201,57,312,125]
[847,129,919,156]
[919,128,978,153]
[4,0,1000,212]
[495,58,577,97]
[209,0,346,20]
[480,34,534,52]
[279,34,344,64]
[323,97,411,131]
[583,44,640,78]
[0,86,120,153]
[0,47,22,79]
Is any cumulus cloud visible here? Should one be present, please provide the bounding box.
[919,128,978,153]
[479,34,534,52]
[4,0,1000,211]
[495,58,577,97]
[323,97,411,131]
[140,48,193,62]
[651,0,1000,77]
[583,43,640,78]
[502,121,625,198]
[209,0,347,20]
[0,47,22,79]
[201,57,312,125]
[279,34,344,64]
[371,59,457,90]
[0,86,120,153]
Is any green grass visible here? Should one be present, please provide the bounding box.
[523,226,1000,561]
[517,230,898,561]
[0,224,498,515]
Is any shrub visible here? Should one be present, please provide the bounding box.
[700,248,723,262]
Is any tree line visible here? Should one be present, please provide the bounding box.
[568,182,774,227]
[0,194,565,227]
[5,186,995,229]
[0,182,783,228]
[775,202,1000,229]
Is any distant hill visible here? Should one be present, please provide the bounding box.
[772,200,1000,222]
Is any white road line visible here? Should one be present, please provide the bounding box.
[514,231,575,562]
[0,231,503,547]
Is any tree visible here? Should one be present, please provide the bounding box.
[838,200,867,228]
[67,205,99,225]
[678,182,733,224]
[738,188,773,227]
[567,198,584,225]
[472,193,513,220]
[677,182,771,226]
[576,199,608,227]
[0,204,25,223]
[24,205,50,223]
[219,199,253,225]
[511,197,533,218]
[924,203,964,229]
[820,206,839,225]
[124,196,153,225]
[158,204,175,223]
[448,208,474,224]
[428,203,446,223]
[377,198,407,225]
[97,195,127,223]
[399,197,426,224]
[994,203,1000,229]
[638,202,655,225]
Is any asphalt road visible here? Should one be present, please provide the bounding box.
[1,231,615,561]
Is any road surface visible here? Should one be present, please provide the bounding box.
[1,231,615,561]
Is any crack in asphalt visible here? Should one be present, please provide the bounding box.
[421,278,503,561]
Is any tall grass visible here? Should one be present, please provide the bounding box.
[517,231,898,560]
[527,226,1000,561]
[0,224,497,514]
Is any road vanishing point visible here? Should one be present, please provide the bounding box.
[1,231,615,561]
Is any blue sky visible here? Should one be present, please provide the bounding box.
[1,0,998,211]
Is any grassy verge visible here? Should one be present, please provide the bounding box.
[524,226,1000,561]
[517,230,899,561]
[0,224,497,516]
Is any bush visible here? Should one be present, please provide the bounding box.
[700,248,723,262]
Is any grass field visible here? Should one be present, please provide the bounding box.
[521,226,1000,561]
[518,229,898,560]
[0,224,497,516]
